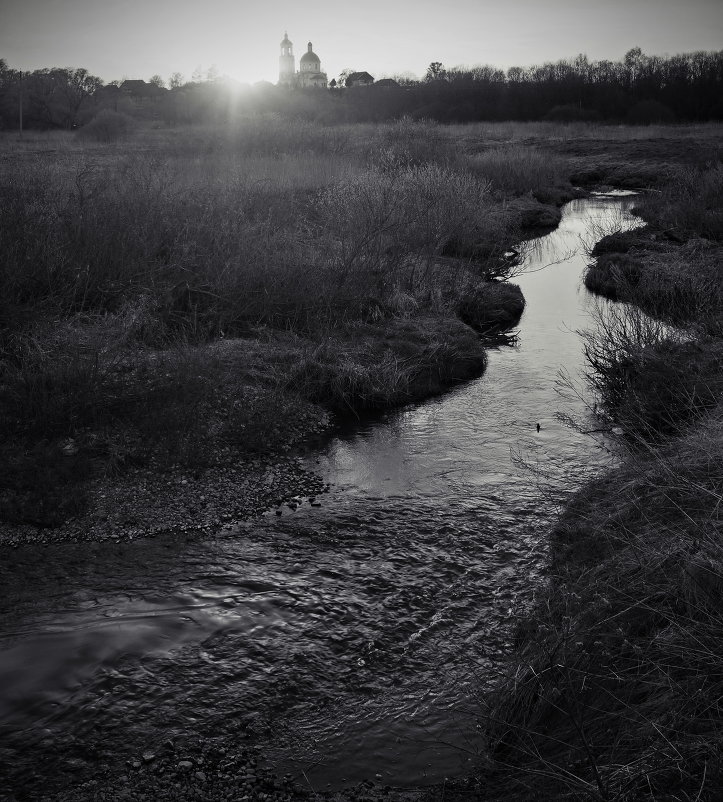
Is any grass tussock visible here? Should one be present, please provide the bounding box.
[635,163,723,242]
[585,228,723,334]
[457,281,525,333]
[282,316,487,412]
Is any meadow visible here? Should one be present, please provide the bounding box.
[2,114,722,800]
[1,115,583,527]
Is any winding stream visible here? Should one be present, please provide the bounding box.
[0,195,640,796]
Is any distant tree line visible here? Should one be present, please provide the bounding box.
[335,48,723,124]
[1,47,722,131]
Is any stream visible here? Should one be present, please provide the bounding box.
[0,195,640,796]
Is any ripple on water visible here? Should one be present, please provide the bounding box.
[0,196,641,795]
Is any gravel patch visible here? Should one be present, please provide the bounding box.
[0,453,329,548]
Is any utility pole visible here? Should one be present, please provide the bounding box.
[18,70,23,137]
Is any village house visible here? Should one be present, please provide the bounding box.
[120,79,167,104]
[345,71,374,87]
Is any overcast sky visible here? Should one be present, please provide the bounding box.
[2,0,722,85]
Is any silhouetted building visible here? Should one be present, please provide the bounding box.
[120,80,166,104]
[278,33,328,88]
[278,32,295,86]
[346,71,374,87]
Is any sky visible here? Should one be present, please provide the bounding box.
[2,0,722,86]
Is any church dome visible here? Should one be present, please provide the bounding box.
[280,32,292,47]
[300,42,320,63]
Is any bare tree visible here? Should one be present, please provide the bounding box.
[169,72,184,89]
[59,68,103,127]
[337,68,354,87]
[424,62,447,82]
[149,74,165,89]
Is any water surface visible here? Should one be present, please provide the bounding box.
[0,196,639,795]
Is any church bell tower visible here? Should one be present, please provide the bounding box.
[279,32,295,85]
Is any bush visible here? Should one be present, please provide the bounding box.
[581,303,723,440]
[77,110,136,142]
[626,99,675,125]
[544,104,600,123]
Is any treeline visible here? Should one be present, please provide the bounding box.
[340,48,723,123]
[1,47,722,130]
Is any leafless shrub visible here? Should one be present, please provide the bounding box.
[76,109,136,143]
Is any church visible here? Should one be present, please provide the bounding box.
[278,32,328,88]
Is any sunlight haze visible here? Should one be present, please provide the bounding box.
[2,0,722,85]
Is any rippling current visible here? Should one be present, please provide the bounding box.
[0,196,641,795]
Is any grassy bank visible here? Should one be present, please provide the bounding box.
[3,116,577,532]
[482,133,723,799]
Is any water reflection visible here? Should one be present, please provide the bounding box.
[0,195,643,795]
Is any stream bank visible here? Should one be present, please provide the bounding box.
[482,166,723,799]
[0,313,496,548]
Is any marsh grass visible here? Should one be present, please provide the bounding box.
[585,231,723,333]
[468,145,569,196]
[0,121,520,337]
[278,316,487,412]
[581,303,723,441]
[636,163,723,242]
